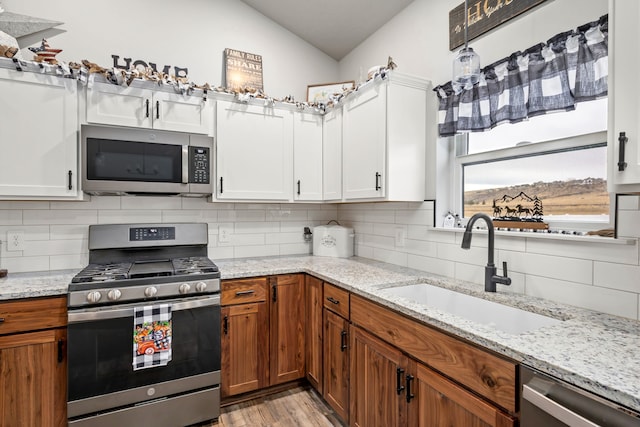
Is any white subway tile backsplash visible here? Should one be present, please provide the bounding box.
[2,256,49,273]
[23,239,86,257]
[267,209,309,222]
[266,232,305,244]
[24,210,98,225]
[500,250,593,285]
[50,254,87,270]
[616,210,640,238]
[365,210,396,223]
[403,239,438,258]
[235,222,280,234]
[98,210,161,224]
[161,209,218,223]
[372,247,408,266]
[0,210,23,225]
[437,242,487,266]
[593,262,640,293]
[121,196,182,210]
[0,201,50,210]
[234,244,279,258]
[280,242,312,255]
[395,209,434,226]
[525,238,638,265]
[50,225,86,240]
[407,254,455,278]
[51,196,120,210]
[526,275,639,319]
[617,195,640,211]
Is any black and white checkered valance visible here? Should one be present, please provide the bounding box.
[434,15,608,137]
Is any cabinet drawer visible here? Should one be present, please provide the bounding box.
[351,294,517,413]
[0,296,67,335]
[222,278,268,305]
[323,283,349,319]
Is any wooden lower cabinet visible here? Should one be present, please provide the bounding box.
[221,274,305,398]
[323,309,349,422]
[410,363,516,427]
[350,325,411,427]
[270,274,306,385]
[305,275,323,392]
[221,302,269,396]
[0,296,67,427]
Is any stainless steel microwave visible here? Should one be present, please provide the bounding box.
[81,125,212,196]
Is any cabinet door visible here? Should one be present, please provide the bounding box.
[342,84,387,200]
[322,107,343,201]
[0,69,78,199]
[323,309,349,423]
[293,111,323,201]
[305,276,323,392]
[86,82,152,128]
[0,328,66,426]
[220,302,269,397]
[409,363,515,427]
[270,275,305,385]
[609,0,640,188]
[153,91,213,135]
[216,101,293,200]
[350,325,409,427]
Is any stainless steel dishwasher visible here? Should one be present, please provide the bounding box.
[521,366,640,426]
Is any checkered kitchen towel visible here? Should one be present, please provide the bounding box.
[133,304,172,371]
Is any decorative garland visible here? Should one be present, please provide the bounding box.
[2,39,397,113]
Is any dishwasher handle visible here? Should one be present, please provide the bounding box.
[523,384,601,427]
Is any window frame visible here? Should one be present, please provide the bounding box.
[453,130,612,231]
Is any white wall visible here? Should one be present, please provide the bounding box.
[338,0,608,85]
[2,0,338,101]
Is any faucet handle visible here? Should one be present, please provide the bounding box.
[502,261,508,277]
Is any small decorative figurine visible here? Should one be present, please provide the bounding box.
[28,38,62,64]
[492,191,548,230]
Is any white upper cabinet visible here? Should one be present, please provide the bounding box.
[86,82,213,135]
[609,0,640,191]
[342,73,430,201]
[322,107,343,201]
[0,66,80,199]
[215,100,294,201]
[293,111,323,201]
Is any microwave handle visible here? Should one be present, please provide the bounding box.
[182,146,189,184]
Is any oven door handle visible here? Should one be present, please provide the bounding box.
[68,295,220,323]
[522,384,600,427]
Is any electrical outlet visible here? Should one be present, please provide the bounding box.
[7,231,25,251]
[218,226,231,243]
[395,227,406,247]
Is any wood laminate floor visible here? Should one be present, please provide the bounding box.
[206,387,345,427]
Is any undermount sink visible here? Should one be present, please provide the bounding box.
[381,283,562,335]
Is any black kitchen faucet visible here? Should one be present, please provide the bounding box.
[461,213,512,292]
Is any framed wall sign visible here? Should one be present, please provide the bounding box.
[306,81,355,103]
[449,0,548,51]
[224,48,263,91]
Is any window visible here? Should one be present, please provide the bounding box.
[454,98,610,230]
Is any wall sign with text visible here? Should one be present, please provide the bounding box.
[449,0,548,51]
[224,48,263,92]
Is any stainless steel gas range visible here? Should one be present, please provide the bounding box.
[66,223,221,427]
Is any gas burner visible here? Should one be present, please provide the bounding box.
[172,257,219,275]
[72,262,132,283]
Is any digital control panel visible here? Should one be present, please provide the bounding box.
[189,146,210,184]
[129,227,176,241]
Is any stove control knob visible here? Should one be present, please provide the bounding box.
[179,283,191,294]
[86,291,102,303]
[144,286,158,298]
[107,289,122,301]
[195,281,207,293]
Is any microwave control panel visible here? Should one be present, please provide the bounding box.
[189,146,210,184]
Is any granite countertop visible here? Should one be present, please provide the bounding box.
[2,255,639,413]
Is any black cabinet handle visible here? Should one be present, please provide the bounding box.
[297,180,301,195]
[340,330,347,352]
[326,297,340,305]
[219,177,224,194]
[406,374,415,402]
[618,132,628,171]
[0,317,4,323]
[156,100,160,119]
[223,315,228,335]
[68,170,73,190]
[235,290,255,296]
[272,285,277,302]
[375,172,381,191]
[57,339,64,363]
[145,99,150,118]
[396,367,405,395]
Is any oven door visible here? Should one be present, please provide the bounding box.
[67,294,220,419]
